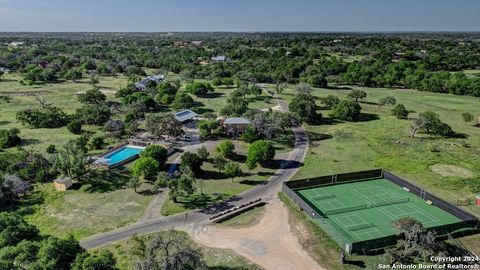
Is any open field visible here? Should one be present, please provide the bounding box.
[99,231,262,270]
[0,73,126,152]
[279,85,480,213]
[24,172,154,239]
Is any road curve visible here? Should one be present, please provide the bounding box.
[80,89,309,250]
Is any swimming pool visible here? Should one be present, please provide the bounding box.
[101,145,144,166]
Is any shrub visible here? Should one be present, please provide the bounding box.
[0,128,21,149]
[16,107,70,128]
[330,100,362,121]
[131,157,159,180]
[140,145,168,168]
[67,120,82,135]
[246,140,275,169]
[216,140,235,159]
[392,104,409,119]
[46,144,56,154]
[76,104,111,125]
[197,146,209,161]
[89,136,104,150]
[320,95,340,109]
[185,82,214,96]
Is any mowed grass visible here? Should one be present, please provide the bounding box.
[24,171,154,239]
[279,85,480,212]
[99,231,262,270]
[0,73,127,153]
[161,144,277,216]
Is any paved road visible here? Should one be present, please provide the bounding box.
[80,90,309,250]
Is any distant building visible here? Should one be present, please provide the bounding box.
[54,177,73,191]
[393,52,406,59]
[174,109,199,123]
[8,41,25,48]
[134,75,165,91]
[219,117,251,137]
[191,41,204,47]
[211,55,227,62]
[0,67,11,73]
[174,40,189,47]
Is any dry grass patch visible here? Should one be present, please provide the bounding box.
[430,164,474,178]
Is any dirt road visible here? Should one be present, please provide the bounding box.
[189,198,324,270]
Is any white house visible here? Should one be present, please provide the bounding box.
[211,55,227,62]
[134,75,165,91]
[8,42,25,48]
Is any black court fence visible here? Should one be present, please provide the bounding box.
[283,169,480,254]
[285,169,383,190]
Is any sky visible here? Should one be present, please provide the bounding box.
[0,0,479,32]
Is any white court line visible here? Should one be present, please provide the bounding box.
[376,186,439,223]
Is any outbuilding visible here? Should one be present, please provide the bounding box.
[54,177,73,191]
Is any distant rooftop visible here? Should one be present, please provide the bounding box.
[225,117,251,125]
[211,55,227,61]
[174,109,199,123]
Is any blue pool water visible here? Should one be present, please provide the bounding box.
[103,146,144,165]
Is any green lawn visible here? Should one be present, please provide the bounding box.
[25,172,154,239]
[0,73,127,153]
[161,144,277,216]
[279,85,480,211]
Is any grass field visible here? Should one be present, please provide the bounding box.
[279,85,480,214]
[297,178,461,245]
[161,144,277,216]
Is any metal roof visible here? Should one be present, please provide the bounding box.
[225,117,251,125]
[174,109,199,122]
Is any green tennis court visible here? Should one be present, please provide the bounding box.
[296,178,461,243]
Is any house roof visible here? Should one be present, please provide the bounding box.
[54,177,72,184]
[211,55,227,61]
[225,117,251,125]
[174,109,199,123]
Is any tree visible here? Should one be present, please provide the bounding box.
[0,71,4,81]
[128,74,142,84]
[171,92,194,110]
[347,89,367,102]
[0,212,38,248]
[388,217,445,264]
[89,136,104,150]
[289,93,320,124]
[462,112,474,125]
[295,83,311,95]
[416,111,453,137]
[145,113,184,139]
[67,120,83,135]
[72,250,118,270]
[224,162,242,181]
[198,119,220,139]
[131,157,159,180]
[76,104,111,125]
[0,128,21,149]
[392,104,409,119]
[53,140,91,181]
[127,176,141,193]
[330,100,362,121]
[246,140,275,170]
[216,140,235,159]
[212,156,227,172]
[16,107,70,128]
[136,230,204,270]
[185,82,214,96]
[78,88,106,105]
[123,92,156,109]
[197,146,209,161]
[320,95,340,109]
[180,152,203,176]
[274,81,286,95]
[140,145,168,169]
[104,120,125,138]
[379,96,397,108]
[1,174,30,202]
[36,235,82,270]
[306,74,328,88]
